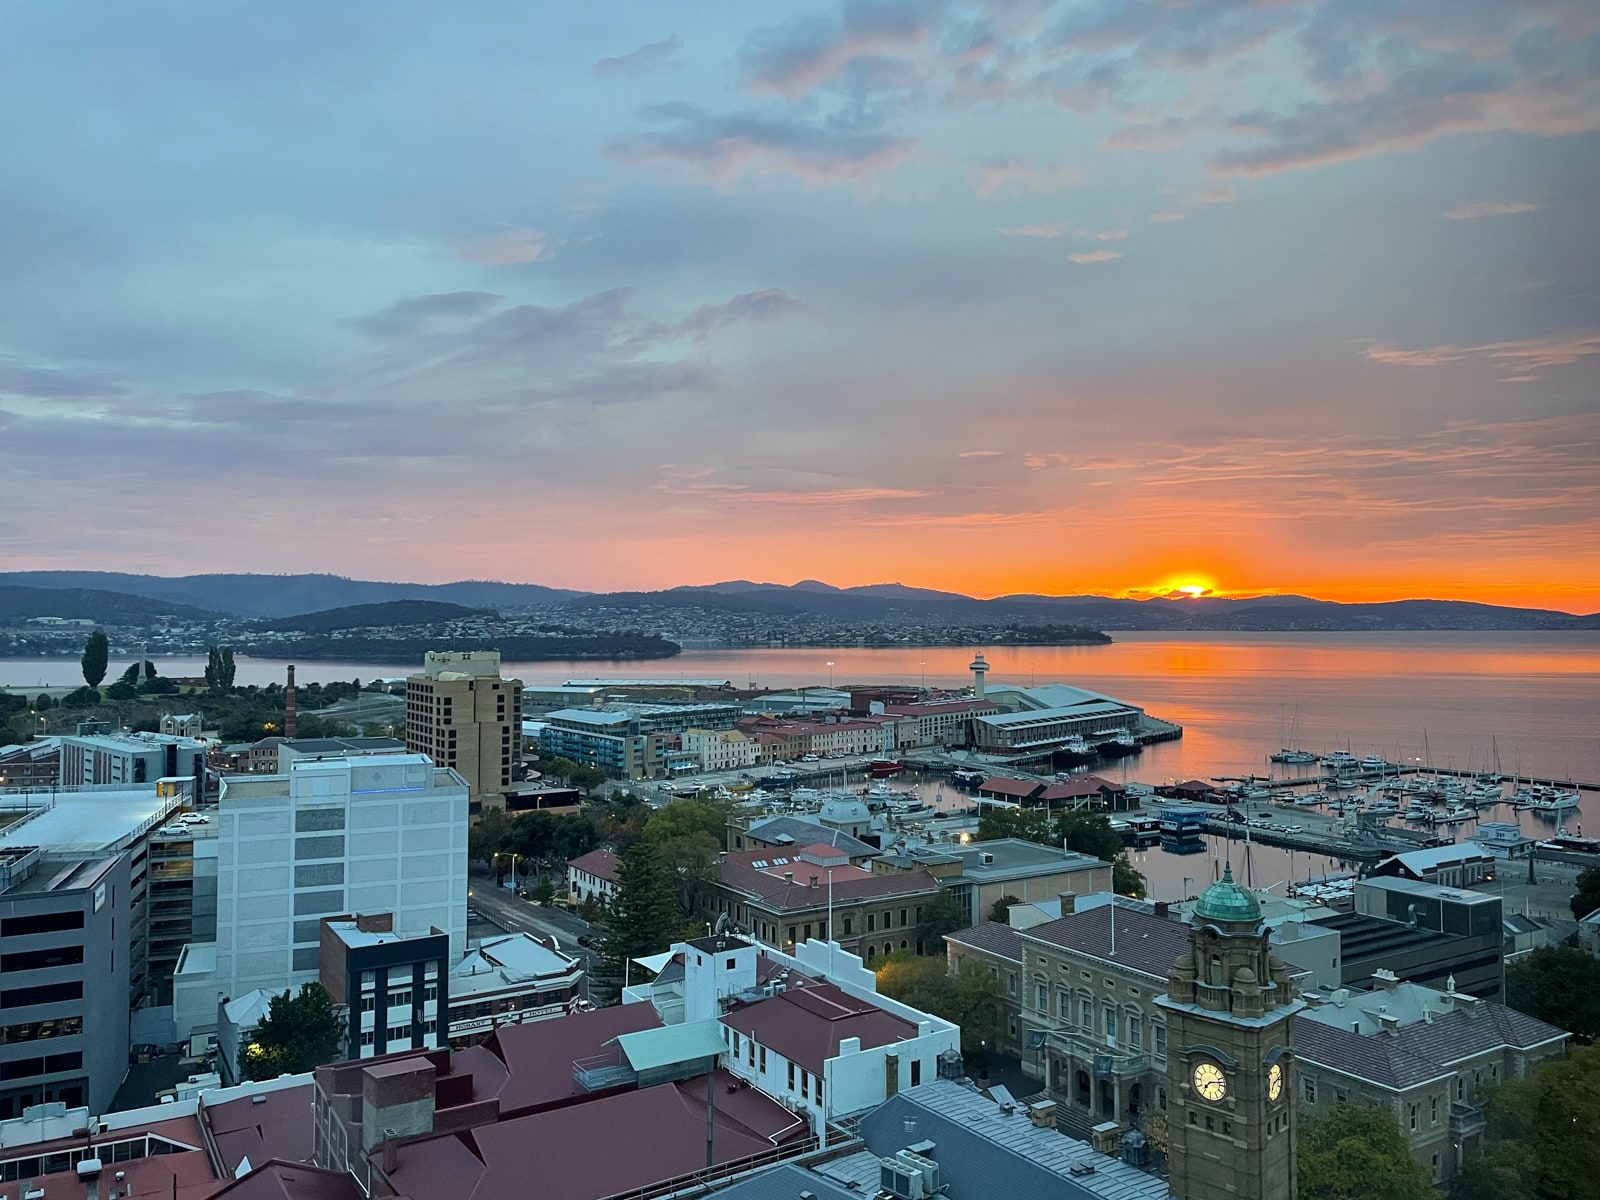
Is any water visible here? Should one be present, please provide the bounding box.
[7,633,1596,900]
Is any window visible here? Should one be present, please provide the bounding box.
[387,1026,409,1041]
[1103,1007,1117,1045]
[294,835,345,860]
[867,914,876,932]
[2,946,84,972]
[1128,1014,1142,1048]
[1431,1154,1441,1182]
[813,1075,822,1105]
[1303,1079,1317,1104]
[911,1060,922,1087]
[1,981,82,1008]
[1206,1116,1214,1132]
[390,990,413,1009]
[803,923,812,939]
[1430,1096,1439,1123]
[1036,982,1048,1013]
[1007,972,1017,997]
[360,997,375,1013]
[293,890,344,916]
[0,1017,83,1045]
[1057,990,1070,1021]
[788,1062,796,1091]
[1152,1023,1166,1059]
[733,1033,742,1058]
[294,863,344,887]
[747,1040,756,1067]
[1,911,83,938]
[1409,1104,1418,1132]
[424,984,438,1003]
[759,1046,767,1073]
[292,946,320,971]
[360,1031,374,1046]
[1222,1121,1231,1136]
[844,916,854,936]
[899,908,908,927]
[786,926,796,944]
[295,808,345,831]
[1080,997,1092,1027]
[1456,1077,1465,1101]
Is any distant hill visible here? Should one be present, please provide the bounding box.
[0,572,581,617]
[255,600,489,634]
[0,585,220,624]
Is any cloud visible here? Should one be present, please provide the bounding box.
[1211,6,1600,176]
[975,157,1081,198]
[1069,250,1124,264]
[1362,332,1600,379]
[1442,201,1540,220]
[0,357,126,401]
[454,228,551,265]
[669,289,809,340]
[997,222,1069,238]
[1185,186,1236,205]
[1091,229,1128,241]
[607,102,914,187]
[957,448,1003,457]
[594,36,683,79]
[342,292,505,340]
[739,0,942,100]
[1150,210,1186,222]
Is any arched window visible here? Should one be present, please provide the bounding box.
[1208,954,1224,987]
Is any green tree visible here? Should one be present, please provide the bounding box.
[592,841,682,1003]
[1297,1103,1433,1200]
[531,878,556,907]
[978,804,1145,897]
[977,806,1055,844]
[1571,867,1600,921]
[916,888,969,953]
[220,647,236,690]
[989,894,1022,923]
[644,798,733,847]
[469,809,513,867]
[1506,945,1600,1041]
[568,764,607,793]
[240,983,343,1081]
[33,693,54,712]
[80,630,109,690]
[1458,1044,1600,1200]
[205,647,221,691]
[871,952,1000,1058]
[1057,811,1123,861]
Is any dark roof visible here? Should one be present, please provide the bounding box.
[210,1160,375,1200]
[202,1083,316,1176]
[705,1163,861,1200]
[852,1082,1168,1200]
[1314,911,1459,959]
[745,816,876,859]
[720,979,918,1076]
[389,1070,804,1200]
[1020,903,1191,979]
[717,849,941,912]
[1390,1002,1568,1062]
[490,1002,662,1115]
[978,776,1043,798]
[567,847,619,882]
[1291,1016,1450,1090]
[946,921,1025,964]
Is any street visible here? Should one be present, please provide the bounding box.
[466,871,603,1003]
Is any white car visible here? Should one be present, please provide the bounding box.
[180,814,210,825]
[159,825,189,837]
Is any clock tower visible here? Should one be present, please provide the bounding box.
[1157,867,1303,1200]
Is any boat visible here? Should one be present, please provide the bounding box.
[1514,790,1580,814]
[1323,751,1359,771]
[1053,736,1097,767]
[1096,730,1142,759]
[1270,749,1319,764]
[1537,826,1600,854]
[1359,755,1387,771]
[951,768,987,789]
[1111,815,1162,845]
[869,759,904,777]
[1402,805,1433,822]
[1433,806,1475,825]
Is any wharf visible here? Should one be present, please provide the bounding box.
[1198,817,1394,862]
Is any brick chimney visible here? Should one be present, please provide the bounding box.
[285,665,298,739]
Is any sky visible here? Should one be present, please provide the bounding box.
[1,1,1597,612]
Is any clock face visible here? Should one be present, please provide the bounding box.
[1192,1061,1227,1102]
[1268,1062,1284,1102]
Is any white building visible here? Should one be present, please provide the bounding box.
[172,754,468,1039]
[681,727,759,772]
[59,731,207,788]
[449,932,586,1042]
[626,935,961,1138]
[566,848,620,905]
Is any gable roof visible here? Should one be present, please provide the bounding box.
[719,979,917,1076]
[946,921,1025,964]
[745,816,876,859]
[490,1001,662,1115]
[718,848,940,911]
[1019,903,1191,979]
[566,847,619,881]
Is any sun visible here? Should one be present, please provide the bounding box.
[1178,585,1207,597]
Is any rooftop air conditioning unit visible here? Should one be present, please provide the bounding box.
[878,1159,925,1200]
[895,1150,941,1194]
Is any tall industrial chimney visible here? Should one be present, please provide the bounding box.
[285,664,298,738]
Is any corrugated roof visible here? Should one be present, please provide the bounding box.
[1020,904,1192,979]
[851,1082,1168,1200]
[719,980,916,1076]
[616,1019,727,1072]
[746,816,876,859]
[703,1162,861,1200]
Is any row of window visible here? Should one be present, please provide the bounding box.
[0,1016,84,1045]
[1032,981,1166,1056]
[0,1051,82,1081]
[0,911,84,938]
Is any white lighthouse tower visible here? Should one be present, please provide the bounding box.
[968,652,989,698]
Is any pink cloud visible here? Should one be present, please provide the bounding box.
[1069,250,1124,264]
[1150,211,1186,222]
[997,223,1069,239]
[454,228,550,265]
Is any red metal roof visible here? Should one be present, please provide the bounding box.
[978,776,1042,798]
[202,1084,316,1178]
[719,849,941,911]
[719,979,917,1076]
[566,847,619,882]
[490,1000,663,1115]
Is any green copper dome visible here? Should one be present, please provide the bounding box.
[1194,865,1262,923]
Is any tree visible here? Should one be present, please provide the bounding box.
[1459,1044,1600,1200]
[1571,867,1600,921]
[33,693,54,712]
[1505,944,1600,1041]
[531,878,556,907]
[989,894,1022,923]
[1297,1103,1433,1200]
[871,952,1000,1058]
[978,804,1145,897]
[645,799,735,915]
[916,888,969,953]
[80,630,108,690]
[469,809,513,867]
[568,765,607,794]
[644,798,733,847]
[220,646,236,690]
[592,841,682,1003]
[240,983,343,1081]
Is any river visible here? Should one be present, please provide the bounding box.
[6,633,1596,901]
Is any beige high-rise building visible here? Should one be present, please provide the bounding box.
[404,651,523,805]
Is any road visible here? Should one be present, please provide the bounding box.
[466,872,602,1003]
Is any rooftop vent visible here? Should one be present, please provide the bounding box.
[251,1094,268,1104]
[1068,1162,1098,1177]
